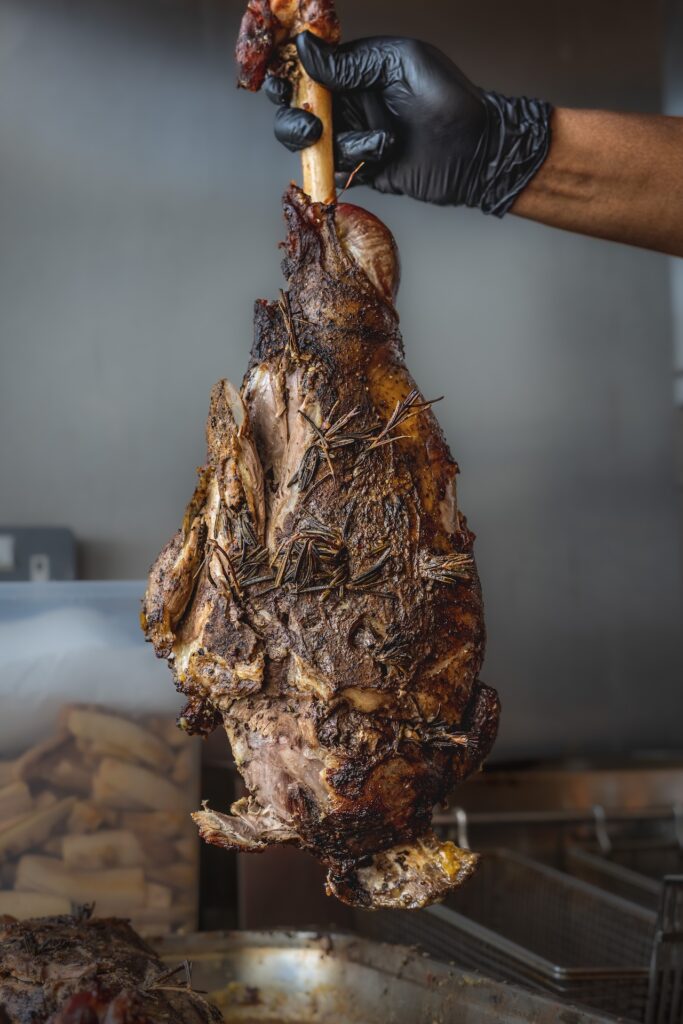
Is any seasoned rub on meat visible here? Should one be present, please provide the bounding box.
[0,913,221,1024]
[142,186,500,909]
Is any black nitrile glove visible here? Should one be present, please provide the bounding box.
[265,33,552,216]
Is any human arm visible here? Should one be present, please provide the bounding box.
[267,34,683,257]
[511,107,683,257]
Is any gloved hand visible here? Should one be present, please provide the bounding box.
[265,33,552,216]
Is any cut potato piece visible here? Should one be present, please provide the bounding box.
[66,801,117,835]
[120,810,186,840]
[171,747,195,786]
[0,891,71,918]
[139,838,174,867]
[174,836,197,862]
[92,758,187,812]
[147,716,188,750]
[34,791,58,810]
[30,750,92,796]
[145,881,172,909]
[0,781,32,823]
[66,708,172,771]
[1,861,17,887]
[0,797,75,860]
[146,861,195,890]
[16,855,146,913]
[12,730,70,782]
[63,830,145,870]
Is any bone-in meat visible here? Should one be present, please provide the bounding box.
[0,913,221,1024]
[142,187,499,909]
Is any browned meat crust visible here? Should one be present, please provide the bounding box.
[0,914,221,1024]
[236,0,340,91]
[142,187,499,908]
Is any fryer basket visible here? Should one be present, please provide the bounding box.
[567,841,683,911]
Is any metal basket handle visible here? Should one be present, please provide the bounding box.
[645,874,683,1024]
[672,804,683,853]
[592,804,612,855]
[454,806,470,850]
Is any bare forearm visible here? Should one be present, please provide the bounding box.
[512,108,683,257]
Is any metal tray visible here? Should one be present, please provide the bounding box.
[155,929,616,1023]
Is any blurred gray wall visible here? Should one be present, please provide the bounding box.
[0,0,681,759]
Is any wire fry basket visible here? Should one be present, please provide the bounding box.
[567,841,683,911]
[353,849,658,1021]
[646,876,683,1024]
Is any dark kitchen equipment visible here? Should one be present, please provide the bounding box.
[155,929,616,1023]
[0,527,76,580]
[432,759,683,867]
[646,876,683,1024]
[354,849,659,1021]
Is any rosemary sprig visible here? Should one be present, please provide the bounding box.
[145,959,215,1015]
[290,444,321,491]
[421,719,469,748]
[278,288,299,358]
[216,501,230,540]
[235,509,258,549]
[199,507,276,598]
[421,551,474,584]
[288,402,364,491]
[146,960,194,992]
[347,546,391,592]
[397,720,469,750]
[374,633,411,670]
[338,159,367,198]
[210,539,243,598]
[360,388,443,457]
[271,514,350,597]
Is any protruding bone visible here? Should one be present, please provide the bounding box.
[236,0,340,204]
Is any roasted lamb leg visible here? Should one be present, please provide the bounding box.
[143,183,499,908]
[142,0,499,910]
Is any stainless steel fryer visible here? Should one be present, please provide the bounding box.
[156,929,616,1023]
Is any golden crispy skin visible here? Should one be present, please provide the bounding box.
[142,187,499,908]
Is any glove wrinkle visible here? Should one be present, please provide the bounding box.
[335,128,395,170]
[475,93,553,217]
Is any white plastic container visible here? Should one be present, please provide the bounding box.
[0,582,199,936]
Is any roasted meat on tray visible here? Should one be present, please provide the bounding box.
[0,913,221,1024]
[142,0,499,910]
